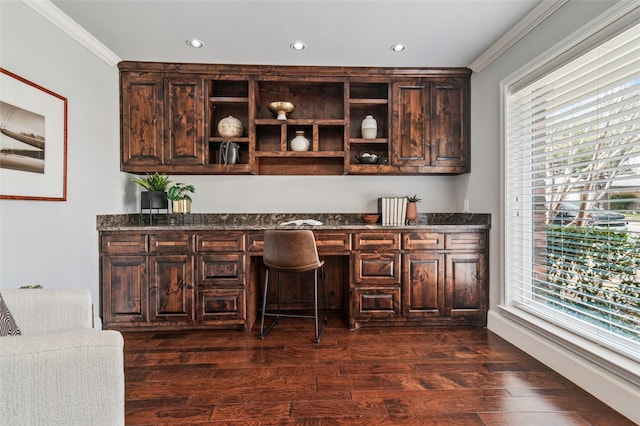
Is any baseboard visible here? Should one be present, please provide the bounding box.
[488,309,640,424]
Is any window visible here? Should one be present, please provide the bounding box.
[503,14,640,363]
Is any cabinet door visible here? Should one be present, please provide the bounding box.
[430,78,469,169]
[391,79,430,167]
[149,254,194,321]
[403,252,445,317]
[121,73,164,167]
[164,75,206,166]
[445,253,486,321]
[101,255,148,324]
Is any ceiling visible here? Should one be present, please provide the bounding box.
[51,0,541,69]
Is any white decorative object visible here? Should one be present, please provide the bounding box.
[217,116,243,138]
[361,115,377,139]
[290,130,310,151]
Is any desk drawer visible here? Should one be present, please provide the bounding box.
[314,232,351,253]
[403,232,445,250]
[197,231,245,252]
[101,233,147,254]
[246,231,351,255]
[353,252,401,285]
[197,253,245,286]
[353,232,400,251]
[445,232,486,251]
[149,233,195,253]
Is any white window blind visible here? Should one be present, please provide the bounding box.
[504,21,640,361]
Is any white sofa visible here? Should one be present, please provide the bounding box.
[0,289,125,426]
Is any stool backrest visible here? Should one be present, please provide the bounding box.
[263,230,322,272]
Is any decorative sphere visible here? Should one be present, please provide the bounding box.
[217,116,244,138]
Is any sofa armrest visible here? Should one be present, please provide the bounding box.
[0,329,124,426]
[1,289,93,334]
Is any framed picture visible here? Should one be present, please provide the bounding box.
[0,68,67,201]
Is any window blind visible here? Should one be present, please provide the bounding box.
[504,21,640,360]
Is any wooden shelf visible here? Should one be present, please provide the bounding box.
[255,151,344,157]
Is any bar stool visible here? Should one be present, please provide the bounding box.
[259,230,328,343]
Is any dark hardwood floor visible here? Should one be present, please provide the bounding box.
[123,314,633,425]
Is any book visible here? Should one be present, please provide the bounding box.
[378,197,408,226]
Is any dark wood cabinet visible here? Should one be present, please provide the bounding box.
[119,62,470,175]
[121,72,206,173]
[402,230,487,326]
[391,77,469,173]
[100,227,487,331]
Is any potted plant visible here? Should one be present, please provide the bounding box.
[405,194,421,224]
[131,172,171,210]
[167,183,195,214]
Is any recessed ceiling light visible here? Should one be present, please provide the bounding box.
[390,43,406,53]
[187,39,204,48]
[290,41,306,51]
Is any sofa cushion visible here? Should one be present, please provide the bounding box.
[0,293,21,336]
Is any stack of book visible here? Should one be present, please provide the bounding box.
[378,197,408,226]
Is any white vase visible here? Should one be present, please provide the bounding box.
[290,130,310,151]
[361,115,377,139]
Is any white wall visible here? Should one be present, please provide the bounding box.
[0,1,459,309]
[466,0,639,422]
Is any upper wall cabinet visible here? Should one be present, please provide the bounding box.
[119,62,471,175]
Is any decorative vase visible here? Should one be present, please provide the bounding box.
[361,115,377,139]
[290,130,310,151]
[217,116,243,138]
[172,199,191,214]
[406,202,418,224]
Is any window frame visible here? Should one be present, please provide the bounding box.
[499,1,640,381]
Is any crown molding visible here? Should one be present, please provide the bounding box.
[469,0,568,73]
[23,0,121,67]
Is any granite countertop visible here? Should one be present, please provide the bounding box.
[97,213,491,231]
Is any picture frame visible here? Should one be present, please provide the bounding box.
[0,68,67,201]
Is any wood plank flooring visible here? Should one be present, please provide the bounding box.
[123,314,634,425]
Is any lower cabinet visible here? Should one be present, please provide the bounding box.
[100,228,487,331]
[351,230,487,329]
[100,231,247,330]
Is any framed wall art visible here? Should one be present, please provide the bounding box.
[0,68,67,201]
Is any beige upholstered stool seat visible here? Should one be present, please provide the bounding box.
[260,230,328,342]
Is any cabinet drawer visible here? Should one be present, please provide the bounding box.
[149,233,195,253]
[197,288,245,322]
[197,231,245,252]
[402,232,444,250]
[197,253,245,286]
[314,232,351,254]
[101,233,147,254]
[445,232,486,251]
[246,231,351,255]
[246,232,264,254]
[353,287,401,318]
[353,252,401,285]
[354,232,400,251]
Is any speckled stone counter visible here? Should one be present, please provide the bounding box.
[97,212,490,231]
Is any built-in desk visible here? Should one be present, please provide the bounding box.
[97,213,490,331]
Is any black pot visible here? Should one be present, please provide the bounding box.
[141,191,168,210]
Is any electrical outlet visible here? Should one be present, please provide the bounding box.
[464,199,470,212]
